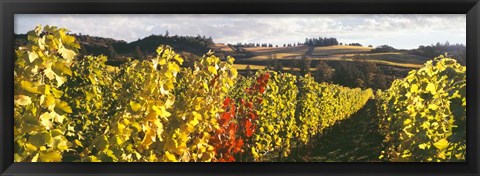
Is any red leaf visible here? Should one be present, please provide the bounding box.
[247,102,253,109]
[248,112,256,120]
[245,120,253,137]
[223,97,231,108]
[259,86,265,94]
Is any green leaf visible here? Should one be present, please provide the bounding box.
[82,156,101,162]
[50,136,68,151]
[50,129,63,137]
[28,131,52,147]
[38,150,62,162]
[61,35,76,46]
[94,135,109,151]
[53,62,72,76]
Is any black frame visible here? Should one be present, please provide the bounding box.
[1,0,479,176]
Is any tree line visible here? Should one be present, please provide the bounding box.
[242,54,388,90]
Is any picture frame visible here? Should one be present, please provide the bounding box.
[1,0,479,175]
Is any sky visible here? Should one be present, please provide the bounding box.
[14,14,466,49]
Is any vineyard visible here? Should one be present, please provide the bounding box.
[13,26,466,162]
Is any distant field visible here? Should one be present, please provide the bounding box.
[244,45,308,54]
[311,45,372,56]
[244,45,309,60]
[212,43,234,53]
[238,45,426,69]
[308,55,424,68]
[348,52,429,64]
[234,64,266,70]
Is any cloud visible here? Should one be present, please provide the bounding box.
[14,14,465,49]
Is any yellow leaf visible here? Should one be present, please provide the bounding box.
[42,94,56,109]
[141,128,156,149]
[74,140,83,147]
[418,143,428,150]
[428,104,438,111]
[189,118,199,127]
[165,96,175,108]
[198,144,207,153]
[251,147,259,159]
[230,68,238,78]
[174,55,184,64]
[53,62,72,76]
[51,87,63,98]
[426,83,436,94]
[152,105,171,118]
[55,75,67,87]
[410,84,418,93]
[44,67,56,80]
[168,62,180,73]
[164,151,177,162]
[192,111,202,121]
[433,139,449,150]
[208,66,217,74]
[58,45,76,61]
[28,51,39,63]
[158,58,167,66]
[54,114,66,124]
[129,101,142,112]
[21,81,41,94]
[39,112,53,130]
[15,95,32,106]
[25,143,38,151]
[145,111,157,121]
[60,34,76,45]
[227,56,235,64]
[55,101,72,114]
[50,136,68,151]
[267,125,274,132]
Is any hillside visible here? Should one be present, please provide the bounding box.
[14,32,465,90]
[14,33,214,62]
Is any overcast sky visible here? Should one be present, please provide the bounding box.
[15,14,465,49]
